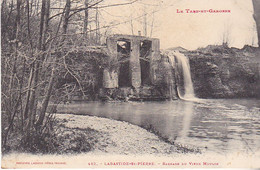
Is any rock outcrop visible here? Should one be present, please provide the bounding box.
[183,45,260,98]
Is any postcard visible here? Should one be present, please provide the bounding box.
[1,0,260,168]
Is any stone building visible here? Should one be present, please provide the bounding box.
[100,34,178,101]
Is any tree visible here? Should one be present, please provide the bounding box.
[252,0,260,47]
[84,0,89,38]
[1,0,140,153]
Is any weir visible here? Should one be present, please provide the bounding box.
[97,34,197,101]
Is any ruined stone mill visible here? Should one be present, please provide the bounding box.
[99,34,178,101]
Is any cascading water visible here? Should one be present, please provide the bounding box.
[168,51,196,100]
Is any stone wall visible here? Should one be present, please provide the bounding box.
[99,35,178,101]
[99,54,178,101]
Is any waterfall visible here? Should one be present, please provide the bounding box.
[168,51,196,100]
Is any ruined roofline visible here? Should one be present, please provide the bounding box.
[107,34,159,41]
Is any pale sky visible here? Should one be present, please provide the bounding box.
[98,0,258,50]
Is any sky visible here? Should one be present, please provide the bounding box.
[98,0,258,50]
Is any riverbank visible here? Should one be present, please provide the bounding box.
[2,113,260,168]
[54,113,200,155]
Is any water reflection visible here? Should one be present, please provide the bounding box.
[178,101,193,142]
[57,99,260,154]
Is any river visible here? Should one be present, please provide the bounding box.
[57,99,260,155]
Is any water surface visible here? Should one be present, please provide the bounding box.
[57,99,260,154]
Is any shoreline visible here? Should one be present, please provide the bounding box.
[54,113,200,155]
[2,113,260,168]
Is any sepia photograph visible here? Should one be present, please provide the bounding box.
[1,0,260,168]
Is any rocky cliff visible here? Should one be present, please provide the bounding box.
[183,45,260,98]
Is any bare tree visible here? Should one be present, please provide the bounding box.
[1,0,140,153]
[221,21,232,47]
[83,0,89,38]
[252,0,260,47]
